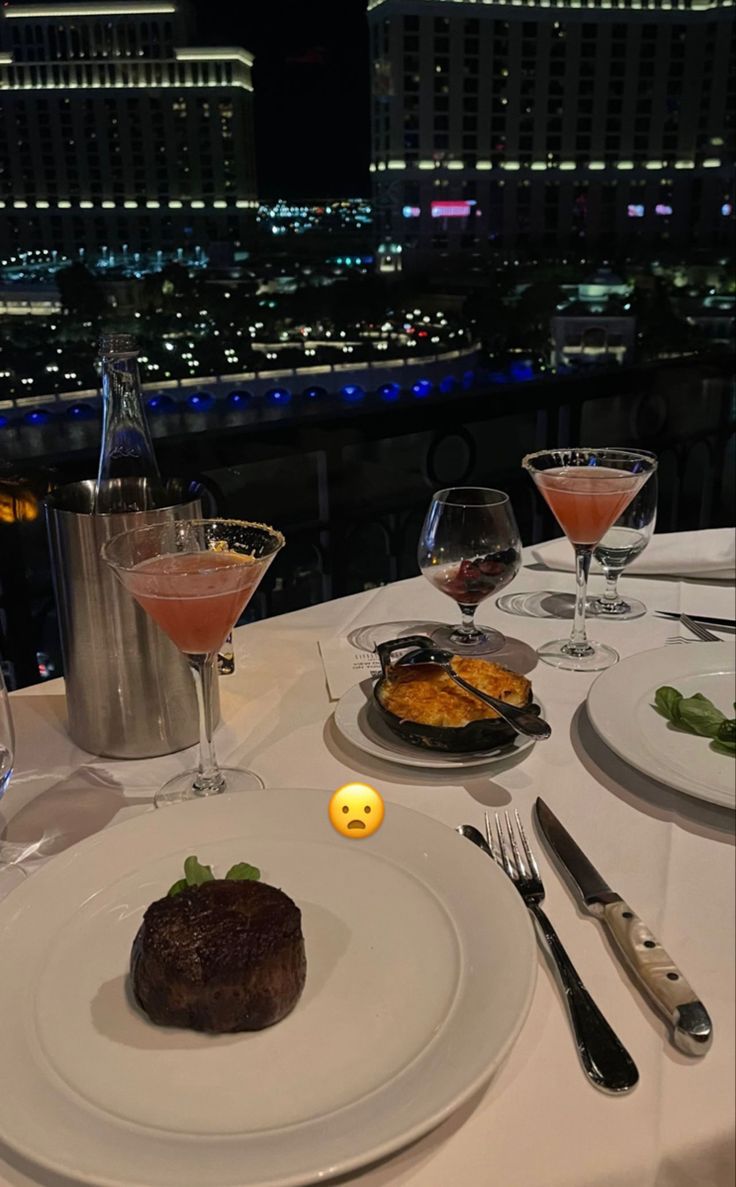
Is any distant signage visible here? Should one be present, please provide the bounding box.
[627,204,645,218]
[431,201,471,218]
[402,205,421,218]
[655,203,673,216]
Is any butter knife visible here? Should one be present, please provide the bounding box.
[535,798,713,1056]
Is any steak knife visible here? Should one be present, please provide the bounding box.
[535,797,713,1056]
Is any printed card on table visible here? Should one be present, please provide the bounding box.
[318,637,381,701]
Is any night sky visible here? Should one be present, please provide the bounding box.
[192,0,371,199]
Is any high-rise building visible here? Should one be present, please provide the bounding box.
[0,1,257,258]
[368,0,734,268]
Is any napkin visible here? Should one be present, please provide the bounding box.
[318,636,381,701]
[532,528,736,581]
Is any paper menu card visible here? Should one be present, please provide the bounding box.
[318,636,380,701]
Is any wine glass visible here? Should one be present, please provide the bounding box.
[103,518,284,807]
[418,488,522,656]
[522,448,657,671]
[0,665,14,800]
[588,465,658,621]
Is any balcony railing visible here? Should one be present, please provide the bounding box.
[1,353,733,687]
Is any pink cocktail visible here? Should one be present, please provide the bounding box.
[534,467,648,546]
[103,518,284,806]
[127,552,262,655]
[522,449,657,671]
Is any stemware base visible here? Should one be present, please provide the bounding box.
[587,595,647,621]
[537,637,619,672]
[155,767,265,808]
[429,622,507,657]
[496,591,576,620]
[347,621,444,653]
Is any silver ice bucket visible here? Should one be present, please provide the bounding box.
[44,478,219,759]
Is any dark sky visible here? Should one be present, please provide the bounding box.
[192,0,371,199]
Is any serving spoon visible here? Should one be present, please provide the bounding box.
[395,644,551,741]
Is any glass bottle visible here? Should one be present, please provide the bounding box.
[95,334,163,513]
[218,631,236,676]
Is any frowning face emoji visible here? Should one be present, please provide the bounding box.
[328,783,385,840]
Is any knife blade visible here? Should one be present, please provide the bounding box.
[535,797,713,1056]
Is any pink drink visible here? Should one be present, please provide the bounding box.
[126,551,262,654]
[534,467,644,546]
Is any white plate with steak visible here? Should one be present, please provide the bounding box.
[0,789,535,1187]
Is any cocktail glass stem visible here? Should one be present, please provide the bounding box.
[190,653,225,796]
[567,546,595,657]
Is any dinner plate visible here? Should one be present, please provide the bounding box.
[333,679,543,770]
[587,642,735,810]
[0,790,536,1187]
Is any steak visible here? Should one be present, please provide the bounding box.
[130,879,307,1032]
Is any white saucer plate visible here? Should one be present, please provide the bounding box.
[333,679,544,770]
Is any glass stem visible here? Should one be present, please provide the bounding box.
[602,568,622,605]
[456,604,481,642]
[190,653,224,796]
[568,546,594,656]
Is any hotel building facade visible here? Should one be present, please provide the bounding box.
[368,0,734,266]
[0,1,258,257]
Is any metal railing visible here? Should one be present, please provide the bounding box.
[1,352,733,687]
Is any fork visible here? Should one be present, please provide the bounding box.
[485,810,639,1095]
[666,616,721,644]
[680,614,720,642]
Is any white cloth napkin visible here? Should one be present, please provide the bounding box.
[532,528,736,581]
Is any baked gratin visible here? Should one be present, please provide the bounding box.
[380,659,531,728]
[373,656,538,753]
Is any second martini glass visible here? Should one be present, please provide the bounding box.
[103,518,284,806]
[522,448,657,671]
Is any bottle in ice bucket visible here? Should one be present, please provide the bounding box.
[43,333,217,758]
[218,631,236,676]
[95,334,165,513]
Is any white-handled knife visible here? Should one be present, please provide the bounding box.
[535,797,713,1056]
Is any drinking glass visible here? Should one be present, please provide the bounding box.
[103,518,284,807]
[418,488,522,656]
[0,665,14,800]
[588,466,658,621]
[522,448,657,671]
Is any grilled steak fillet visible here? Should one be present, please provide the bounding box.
[131,879,307,1032]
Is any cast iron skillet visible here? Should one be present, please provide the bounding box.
[373,635,541,754]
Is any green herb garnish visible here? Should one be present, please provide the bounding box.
[654,688,735,755]
[224,862,261,881]
[167,855,261,897]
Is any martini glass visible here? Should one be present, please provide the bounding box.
[522,448,657,671]
[103,518,284,807]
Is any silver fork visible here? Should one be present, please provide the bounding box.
[680,614,720,642]
[485,810,639,1095]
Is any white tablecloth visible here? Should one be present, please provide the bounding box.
[2,556,734,1187]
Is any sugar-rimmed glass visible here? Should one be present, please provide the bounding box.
[103,518,284,807]
[522,448,657,671]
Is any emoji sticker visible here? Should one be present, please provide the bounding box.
[328,782,385,840]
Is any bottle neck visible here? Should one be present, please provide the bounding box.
[96,352,162,513]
